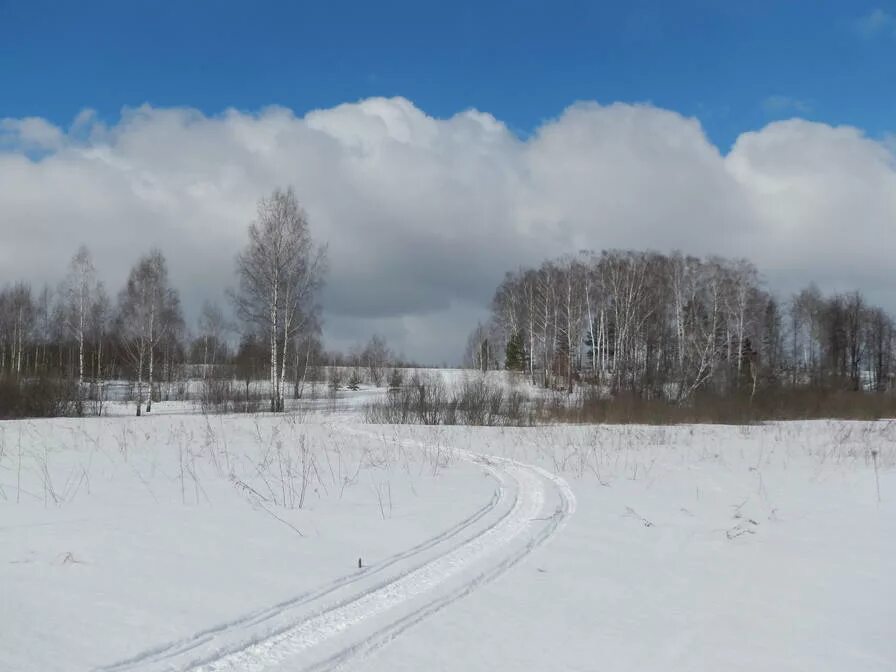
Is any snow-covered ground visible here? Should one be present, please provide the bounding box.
[2,395,894,671]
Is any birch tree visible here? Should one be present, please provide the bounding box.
[117,250,179,416]
[233,188,327,412]
[866,307,893,392]
[4,284,34,380]
[88,284,111,402]
[196,300,231,375]
[482,249,781,401]
[61,245,100,388]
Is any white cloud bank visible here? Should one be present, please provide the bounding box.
[1,98,895,363]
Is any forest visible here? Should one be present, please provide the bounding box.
[464,250,895,418]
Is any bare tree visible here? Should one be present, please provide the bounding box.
[464,322,497,372]
[117,250,180,416]
[788,285,824,387]
[760,297,783,384]
[293,330,322,399]
[33,285,54,376]
[560,256,587,392]
[720,258,760,391]
[362,335,391,387]
[88,283,111,406]
[232,188,327,412]
[866,307,893,392]
[843,291,866,391]
[61,246,100,388]
[1,284,34,380]
[196,300,232,375]
[481,249,784,402]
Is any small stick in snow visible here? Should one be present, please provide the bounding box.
[58,552,85,565]
[624,506,654,527]
[725,523,756,540]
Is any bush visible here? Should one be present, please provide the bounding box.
[196,377,265,414]
[387,368,404,392]
[538,385,896,425]
[347,369,362,391]
[328,366,343,394]
[366,375,896,427]
[364,373,533,426]
[0,377,80,419]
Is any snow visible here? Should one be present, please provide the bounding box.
[361,423,896,672]
[0,416,495,671]
[1,388,894,671]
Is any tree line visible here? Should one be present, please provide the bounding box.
[470,250,894,401]
[0,187,329,417]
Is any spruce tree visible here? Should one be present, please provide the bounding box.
[505,332,526,371]
[347,368,362,391]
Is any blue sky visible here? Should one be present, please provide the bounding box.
[1,0,894,149]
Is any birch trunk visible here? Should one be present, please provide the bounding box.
[146,304,155,413]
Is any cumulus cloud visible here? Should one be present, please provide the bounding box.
[1,98,895,363]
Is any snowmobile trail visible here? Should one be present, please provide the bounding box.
[96,474,510,672]
[97,428,575,672]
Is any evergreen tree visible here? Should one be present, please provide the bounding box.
[387,367,404,391]
[761,298,783,383]
[505,331,526,371]
[347,368,362,391]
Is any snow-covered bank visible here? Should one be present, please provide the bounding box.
[1,415,894,671]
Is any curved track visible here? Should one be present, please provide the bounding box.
[96,427,575,672]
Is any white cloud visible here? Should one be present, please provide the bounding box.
[854,8,896,38]
[883,132,896,154]
[1,98,895,363]
[0,117,66,151]
[761,95,812,116]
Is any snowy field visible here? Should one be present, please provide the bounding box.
[2,395,894,671]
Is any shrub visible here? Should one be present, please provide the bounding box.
[364,373,533,426]
[347,369,362,391]
[537,385,896,425]
[196,377,265,414]
[0,377,80,419]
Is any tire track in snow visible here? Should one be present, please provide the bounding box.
[100,427,575,672]
[97,431,516,672]
[186,428,575,672]
[306,454,577,672]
